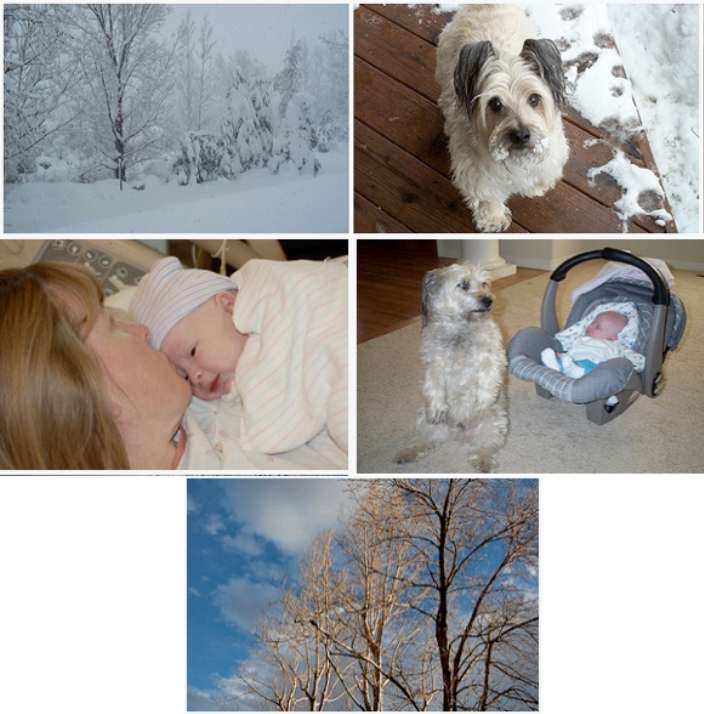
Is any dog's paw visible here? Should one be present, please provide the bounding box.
[427,406,448,424]
[471,452,498,473]
[393,446,421,464]
[473,201,512,233]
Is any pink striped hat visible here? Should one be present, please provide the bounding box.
[130,257,235,349]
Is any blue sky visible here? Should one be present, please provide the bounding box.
[187,478,352,711]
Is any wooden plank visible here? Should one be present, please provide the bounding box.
[368,3,447,44]
[507,183,648,233]
[355,58,448,174]
[354,193,411,233]
[356,120,523,233]
[354,4,439,103]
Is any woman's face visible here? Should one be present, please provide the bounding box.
[86,309,191,469]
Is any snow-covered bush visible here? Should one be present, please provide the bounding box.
[269,92,321,176]
[173,131,221,185]
[219,78,271,178]
[33,155,75,182]
[316,110,345,153]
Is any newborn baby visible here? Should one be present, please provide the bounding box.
[541,309,639,378]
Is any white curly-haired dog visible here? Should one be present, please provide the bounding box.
[394,262,508,472]
[436,4,569,232]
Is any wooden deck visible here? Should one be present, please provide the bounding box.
[354,4,677,234]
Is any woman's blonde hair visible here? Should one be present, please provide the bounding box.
[0,262,130,469]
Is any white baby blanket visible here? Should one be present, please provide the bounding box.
[556,301,645,371]
[227,258,348,455]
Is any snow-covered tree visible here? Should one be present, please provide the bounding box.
[172,10,218,135]
[274,38,309,119]
[72,4,174,185]
[269,92,321,177]
[3,4,80,181]
[5,6,348,188]
[318,30,349,141]
[218,69,273,178]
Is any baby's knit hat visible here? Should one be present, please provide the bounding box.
[130,256,235,349]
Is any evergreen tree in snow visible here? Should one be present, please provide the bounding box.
[218,69,272,178]
[269,92,320,177]
[318,30,349,142]
[274,38,307,119]
[249,74,275,160]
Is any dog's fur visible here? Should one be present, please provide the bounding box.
[436,5,569,232]
[394,262,508,472]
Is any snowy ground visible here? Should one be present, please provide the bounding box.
[3,146,349,233]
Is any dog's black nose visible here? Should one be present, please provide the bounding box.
[509,127,531,146]
[480,296,493,309]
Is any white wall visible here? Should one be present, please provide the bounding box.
[499,239,704,272]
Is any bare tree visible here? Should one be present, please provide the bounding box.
[227,479,538,711]
[229,531,348,711]
[391,479,539,711]
[324,480,437,711]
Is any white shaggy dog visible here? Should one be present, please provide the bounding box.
[394,262,508,472]
[436,4,569,232]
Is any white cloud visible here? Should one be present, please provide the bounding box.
[186,685,227,711]
[213,577,279,630]
[203,513,225,536]
[220,479,351,554]
[221,532,263,557]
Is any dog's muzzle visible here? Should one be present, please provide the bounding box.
[510,126,531,147]
[468,295,494,318]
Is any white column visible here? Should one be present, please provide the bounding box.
[459,240,516,279]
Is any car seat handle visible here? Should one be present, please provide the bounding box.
[550,247,670,305]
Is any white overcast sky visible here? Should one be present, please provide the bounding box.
[163,3,349,73]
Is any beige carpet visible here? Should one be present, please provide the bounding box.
[357,264,704,474]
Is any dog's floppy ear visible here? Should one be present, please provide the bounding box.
[454,40,495,115]
[521,38,566,107]
[421,269,442,327]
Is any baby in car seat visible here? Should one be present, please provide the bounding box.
[541,308,644,379]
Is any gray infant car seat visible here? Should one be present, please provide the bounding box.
[507,247,687,424]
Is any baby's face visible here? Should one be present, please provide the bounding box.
[160,292,247,401]
[585,312,626,341]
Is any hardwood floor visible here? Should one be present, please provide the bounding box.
[357,240,545,343]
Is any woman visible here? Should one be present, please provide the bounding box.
[0,262,191,470]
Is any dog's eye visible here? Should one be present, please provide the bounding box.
[457,280,470,291]
[528,94,541,108]
[488,97,503,113]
